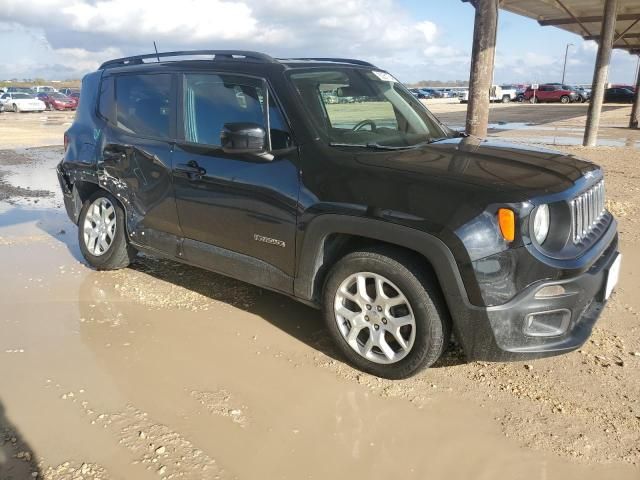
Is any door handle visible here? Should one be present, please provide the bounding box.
[175,160,206,179]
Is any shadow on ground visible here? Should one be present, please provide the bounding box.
[0,400,41,480]
[81,253,468,369]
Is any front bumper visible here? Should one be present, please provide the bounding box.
[455,234,619,361]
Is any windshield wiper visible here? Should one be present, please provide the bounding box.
[329,142,416,151]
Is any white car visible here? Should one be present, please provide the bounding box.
[0,92,46,112]
[459,85,518,103]
[31,85,58,93]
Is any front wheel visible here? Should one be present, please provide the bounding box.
[502,95,511,103]
[529,96,538,104]
[323,247,451,379]
[13,103,20,113]
[78,191,136,270]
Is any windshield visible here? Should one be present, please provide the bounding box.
[289,68,452,148]
[51,93,69,99]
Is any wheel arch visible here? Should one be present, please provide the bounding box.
[294,215,470,314]
[68,180,128,228]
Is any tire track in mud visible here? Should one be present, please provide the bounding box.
[50,383,228,479]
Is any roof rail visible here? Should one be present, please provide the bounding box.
[99,50,276,69]
[279,57,377,68]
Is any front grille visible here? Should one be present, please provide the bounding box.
[570,180,606,244]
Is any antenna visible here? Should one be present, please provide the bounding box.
[153,41,160,62]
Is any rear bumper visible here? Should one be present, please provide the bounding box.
[455,234,619,361]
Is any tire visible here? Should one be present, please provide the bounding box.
[322,247,451,379]
[529,96,538,104]
[560,95,570,104]
[13,103,19,113]
[78,190,136,270]
[502,95,510,103]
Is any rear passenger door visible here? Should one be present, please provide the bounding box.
[97,72,182,254]
[172,72,299,293]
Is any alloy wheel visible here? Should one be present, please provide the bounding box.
[334,272,416,364]
[83,197,117,256]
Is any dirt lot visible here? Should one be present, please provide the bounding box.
[0,104,639,479]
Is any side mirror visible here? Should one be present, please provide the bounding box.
[221,122,266,154]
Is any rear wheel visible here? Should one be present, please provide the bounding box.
[323,247,450,379]
[13,103,20,113]
[560,95,570,104]
[78,191,136,270]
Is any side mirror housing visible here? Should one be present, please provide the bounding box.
[221,122,266,154]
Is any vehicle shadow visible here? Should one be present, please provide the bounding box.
[122,254,467,369]
[0,400,42,479]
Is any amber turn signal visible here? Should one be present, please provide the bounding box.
[498,208,515,242]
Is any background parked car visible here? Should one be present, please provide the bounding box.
[59,88,80,96]
[31,85,59,93]
[459,85,517,103]
[523,84,578,103]
[36,92,77,110]
[0,92,46,112]
[611,84,636,93]
[419,88,442,98]
[569,85,591,103]
[409,88,429,99]
[604,87,635,103]
[6,86,33,93]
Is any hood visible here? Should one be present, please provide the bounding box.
[356,137,598,201]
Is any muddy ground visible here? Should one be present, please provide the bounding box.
[0,104,639,479]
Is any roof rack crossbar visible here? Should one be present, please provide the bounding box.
[99,50,276,69]
[280,57,377,68]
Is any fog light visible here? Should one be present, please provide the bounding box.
[523,309,571,337]
[534,285,566,298]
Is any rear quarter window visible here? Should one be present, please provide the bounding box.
[113,74,172,139]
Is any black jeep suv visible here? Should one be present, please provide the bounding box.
[57,50,621,379]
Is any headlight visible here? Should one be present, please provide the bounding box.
[533,204,550,244]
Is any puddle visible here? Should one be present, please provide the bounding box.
[498,136,640,148]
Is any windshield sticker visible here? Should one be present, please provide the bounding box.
[372,71,398,82]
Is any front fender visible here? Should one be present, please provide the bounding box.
[294,214,471,309]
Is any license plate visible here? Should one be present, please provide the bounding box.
[605,253,622,300]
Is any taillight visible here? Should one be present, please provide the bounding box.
[63,132,69,152]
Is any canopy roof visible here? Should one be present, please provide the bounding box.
[499,0,640,54]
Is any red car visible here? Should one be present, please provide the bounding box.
[36,92,77,111]
[523,84,579,104]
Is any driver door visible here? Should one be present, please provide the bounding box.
[172,72,299,291]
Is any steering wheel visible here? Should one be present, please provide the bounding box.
[352,119,377,131]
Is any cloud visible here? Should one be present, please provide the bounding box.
[0,0,459,79]
[1,0,636,83]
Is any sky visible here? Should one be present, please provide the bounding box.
[0,0,638,84]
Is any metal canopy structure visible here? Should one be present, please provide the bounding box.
[462,0,640,145]
[501,0,640,54]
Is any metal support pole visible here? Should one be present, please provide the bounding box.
[561,43,574,84]
[465,0,499,138]
[631,56,640,129]
[583,0,618,146]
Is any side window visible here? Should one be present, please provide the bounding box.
[182,73,291,150]
[114,74,171,138]
[98,76,114,123]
